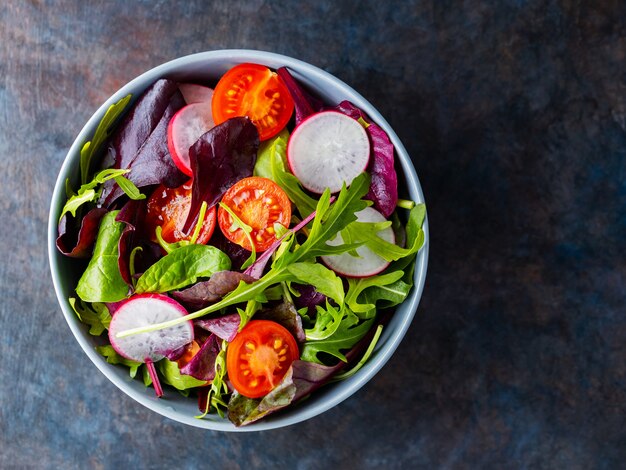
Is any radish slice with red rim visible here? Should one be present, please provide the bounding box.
[179,83,213,105]
[167,101,215,176]
[321,207,394,277]
[108,293,194,363]
[287,111,370,193]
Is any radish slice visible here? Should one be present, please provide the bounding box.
[167,101,215,176]
[287,111,370,193]
[108,294,194,363]
[321,207,394,277]
[179,83,214,104]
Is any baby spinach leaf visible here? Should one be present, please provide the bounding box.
[96,345,141,378]
[135,244,231,294]
[254,128,289,180]
[76,211,129,303]
[300,310,374,364]
[69,298,112,336]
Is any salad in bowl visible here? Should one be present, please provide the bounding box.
[48,50,428,431]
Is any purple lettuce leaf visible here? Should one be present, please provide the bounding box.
[180,333,220,381]
[109,78,180,170]
[171,271,255,311]
[291,284,326,315]
[334,100,398,217]
[56,207,107,258]
[183,117,259,232]
[101,90,187,207]
[255,301,306,343]
[194,313,241,342]
[115,199,145,287]
[159,343,189,362]
[130,240,163,277]
[276,67,324,126]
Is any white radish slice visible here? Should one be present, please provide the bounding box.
[179,83,214,104]
[108,294,194,363]
[287,111,370,193]
[167,101,215,176]
[321,207,394,277]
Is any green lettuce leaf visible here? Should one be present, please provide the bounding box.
[254,130,317,217]
[157,359,207,393]
[69,298,111,335]
[97,345,141,378]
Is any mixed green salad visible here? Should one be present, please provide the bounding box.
[56,62,426,426]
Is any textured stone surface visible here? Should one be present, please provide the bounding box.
[1,0,625,468]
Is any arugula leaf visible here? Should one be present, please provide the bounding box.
[112,175,146,201]
[96,345,141,378]
[59,168,128,222]
[345,270,404,318]
[360,278,413,310]
[218,202,256,269]
[76,211,129,303]
[300,310,374,364]
[305,302,344,341]
[115,176,371,338]
[79,94,132,186]
[341,203,426,262]
[286,262,345,305]
[135,244,231,294]
[69,298,111,335]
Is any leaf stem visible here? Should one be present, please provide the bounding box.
[396,199,415,210]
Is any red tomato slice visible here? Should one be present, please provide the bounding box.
[226,320,299,398]
[145,182,216,244]
[212,63,294,141]
[217,176,291,252]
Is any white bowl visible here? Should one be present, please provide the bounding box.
[47,50,429,431]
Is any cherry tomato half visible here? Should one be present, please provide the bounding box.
[212,63,294,141]
[145,182,216,244]
[217,176,291,252]
[226,320,299,398]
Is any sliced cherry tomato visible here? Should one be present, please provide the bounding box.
[145,182,216,244]
[218,176,291,252]
[176,340,201,368]
[212,63,294,141]
[226,320,299,398]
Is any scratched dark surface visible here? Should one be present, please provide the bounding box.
[1,0,625,468]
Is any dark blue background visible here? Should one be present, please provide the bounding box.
[1,1,624,468]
